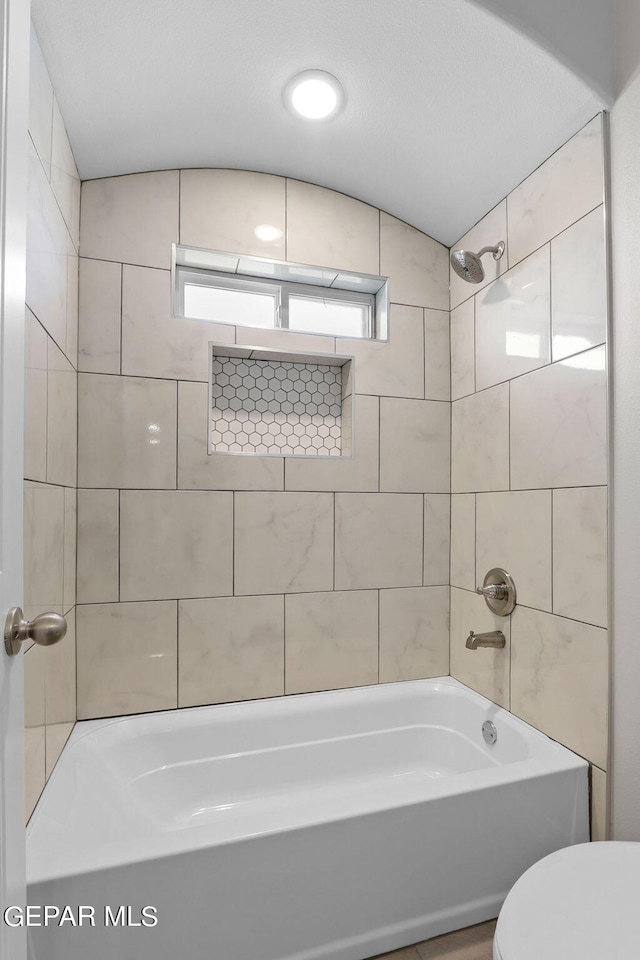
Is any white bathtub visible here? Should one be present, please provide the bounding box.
[27,677,588,960]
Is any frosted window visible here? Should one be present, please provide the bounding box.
[184,283,276,328]
[288,296,371,338]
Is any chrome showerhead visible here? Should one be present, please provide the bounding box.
[450,241,505,283]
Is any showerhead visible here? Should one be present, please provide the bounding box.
[450,241,505,284]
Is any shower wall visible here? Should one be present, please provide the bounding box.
[449,115,608,838]
[75,171,451,719]
[24,28,79,820]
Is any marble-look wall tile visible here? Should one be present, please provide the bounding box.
[235,326,334,356]
[78,373,177,489]
[507,115,603,267]
[65,247,79,367]
[475,245,551,391]
[450,201,508,309]
[450,494,475,591]
[50,100,80,249]
[423,494,450,586]
[77,601,178,719]
[341,304,424,399]
[476,490,552,612]
[451,383,510,493]
[80,171,179,269]
[27,138,68,350]
[234,492,334,595]
[551,205,607,361]
[380,398,450,493]
[285,395,379,493]
[45,723,74,780]
[78,258,122,374]
[553,486,608,627]
[450,298,475,401]
[178,381,284,491]
[449,587,510,708]
[24,482,64,621]
[380,212,449,310]
[285,590,378,694]
[25,308,48,483]
[122,265,234,381]
[180,170,286,258]
[29,26,53,177]
[24,643,46,822]
[424,309,450,401]
[335,493,423,590]
[46,339,77,487]
[379,586,449,682]
[286,179,379,274]
[179,595,284,706]
[120,490,233,601]
[591,765,608,841]
[510,346,607,489]
[62,488,76,612]
[45,606,75,725]
[510,606,608,768]
[77,489,119,603]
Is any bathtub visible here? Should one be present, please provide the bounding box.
[27,677,588,960]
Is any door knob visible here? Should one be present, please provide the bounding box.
[4,607,67,656]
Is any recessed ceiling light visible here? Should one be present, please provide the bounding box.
[254,224,284,242]
[283,70,344,121]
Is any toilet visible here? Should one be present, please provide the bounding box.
[493,842,640,959]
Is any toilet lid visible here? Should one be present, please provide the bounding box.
[494,842,640,960]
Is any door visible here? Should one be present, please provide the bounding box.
[0,0,32,957]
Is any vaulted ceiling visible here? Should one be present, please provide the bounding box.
[31,0,611,245]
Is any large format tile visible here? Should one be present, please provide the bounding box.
[450,494,475,591]
[50,100,80,248]
[122,265,234,380]
[45,606,75,725]
[451,384,510,493]
[24,482,64,621]
[65,247,79,367]
[285,395,379,492]
[235,325,334,355]
[449,587,510,708]
[341,304,424,399]
[423,494,450,586]
[591,765,608,841]
[120,491,233,600]
[24,308,48,483]
[551,205,607,361]
[380,398,450,493]
[507,115,604,266]
[285,590,378,693]
[45,723,74,780]
[450,298,475,401]
[450,200,508,309]
[380,213,449,310]
[424,309,450,401]
[78,258,122,374]
[475,245,551,391]
[510,346,607,488]
[80,171,179,269]
[234,492,334,595]
[63,488,77,612]
[476,491,552,612]
[178,381,284,490]
[335,493,423,589]
[379,586,449,682]
[510,606,608,768]
[77,489,119,603]
[78,373,177,489]
[286,179,379,274]
[28,26,53,177]
[180,169,286,258]
[77,601,178,718]
[179,595,284,706]
[47,338,77,488]
[553,486,608,627]
[24,642,46,822]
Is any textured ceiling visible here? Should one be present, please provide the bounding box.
[31,0,607,245]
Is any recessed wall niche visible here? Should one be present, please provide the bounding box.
[209,343,354,458]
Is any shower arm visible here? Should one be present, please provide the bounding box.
[475,243,505,261]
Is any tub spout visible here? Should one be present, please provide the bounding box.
[466,630,505,650]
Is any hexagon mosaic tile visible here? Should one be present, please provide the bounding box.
[210,357,349,457]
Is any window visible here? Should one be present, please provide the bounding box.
[173,245,388,341]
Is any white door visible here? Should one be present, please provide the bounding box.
[0,0,32,957]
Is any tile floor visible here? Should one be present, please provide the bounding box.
[373,920,497,960]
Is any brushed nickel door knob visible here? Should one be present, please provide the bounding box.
[4,607,67,656]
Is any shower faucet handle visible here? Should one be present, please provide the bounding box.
[475,568,517,617]
[476,583,507,601]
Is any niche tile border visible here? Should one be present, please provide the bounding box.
[209,343,354,458]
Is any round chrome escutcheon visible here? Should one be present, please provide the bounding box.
[482,720,497,746]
